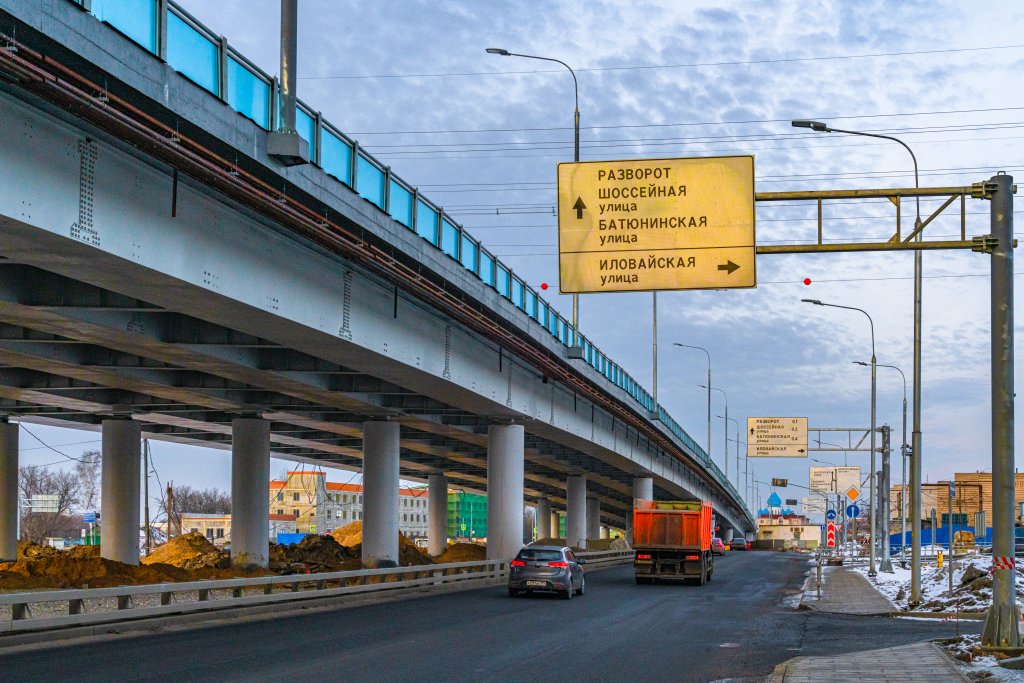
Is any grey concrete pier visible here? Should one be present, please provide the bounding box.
[100,419,141,566]
[230,418,270,568]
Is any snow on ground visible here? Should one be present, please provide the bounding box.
[943,634,1024,682]
[850,552,1024,613]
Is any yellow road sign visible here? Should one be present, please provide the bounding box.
[557,155,756,293]
[845,486,861,502]
[747,416,808,457]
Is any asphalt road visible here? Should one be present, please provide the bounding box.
[0,552,976,682]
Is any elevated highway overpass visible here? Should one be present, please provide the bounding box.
[0,0,755,567]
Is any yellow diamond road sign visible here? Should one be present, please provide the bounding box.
[557,155,756,293]
[845,486,861,502]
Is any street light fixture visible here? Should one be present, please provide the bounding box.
[674,343,712,463]
[794,118,923,596]
[803,298,879,576]
[488,48,582,343]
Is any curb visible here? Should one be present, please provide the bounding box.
[894,611,987,620]
[768,660,789,683]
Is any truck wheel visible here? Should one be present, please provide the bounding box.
[698,559,707,586]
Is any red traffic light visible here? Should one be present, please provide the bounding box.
[540,283,549,290]
[803,278,812,286]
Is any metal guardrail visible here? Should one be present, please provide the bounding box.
[0,560,506,634]
[577,549,634,567]
[0,550,632,634]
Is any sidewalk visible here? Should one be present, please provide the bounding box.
[779,565,969,681]
[770,641,969,682]
[800,564,895,615]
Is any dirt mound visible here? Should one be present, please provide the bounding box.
[533,537,566,547]
[330,521,364,548]
[141,532,228,571]
[0,553,185,590]
[269,535,354,573]
[436,543,486,563]
[960,565,987,585]
[330,522,433,566]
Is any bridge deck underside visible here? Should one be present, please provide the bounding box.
[0,264,669,528]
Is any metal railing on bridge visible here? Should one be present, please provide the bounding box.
[58,0,748,518]
[0,550,631,634]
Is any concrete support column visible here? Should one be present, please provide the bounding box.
[536,498,552,540]
[363,421,400,567]
[231,418,270,568]
[100,419,141,566]
[567,475,587,549]
[586,497,601,540]
[486,424,525,561]
[427,473,448,557]
[629,476,654,544]
[0,422,17,561]
[723,528,735,543]
[551,511,561,539]
[600,526,609,539]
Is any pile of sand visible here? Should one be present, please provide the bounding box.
[141,532,228,571]
[330,521,364,548]
[435,543,486,563]
[330,522,433,566]
[583,537,630,552]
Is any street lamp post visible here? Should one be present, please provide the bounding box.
[804,298,878,576]
[858,361,908,561]
[705,386,729,480]
[488,48,582,344]
[793,118,922,595]
[674,343,712,464]
[716,410,739,490]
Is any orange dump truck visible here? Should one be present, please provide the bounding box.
[633,500,714,585]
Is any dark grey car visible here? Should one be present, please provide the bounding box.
[508,546,585,599]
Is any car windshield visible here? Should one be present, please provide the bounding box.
[518,549,563,562]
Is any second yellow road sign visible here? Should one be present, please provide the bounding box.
[557,155,756,293]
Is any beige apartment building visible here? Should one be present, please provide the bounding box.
[180,512,297,547]
[889,471,1024,529]
[269,471,429,539]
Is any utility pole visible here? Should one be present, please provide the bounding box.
[983,173,1019,648]
[879,426,892,571]
[166,482,175,541]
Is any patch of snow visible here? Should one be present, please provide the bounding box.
[850,552,1024,614]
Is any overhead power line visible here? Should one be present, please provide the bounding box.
[301,43,1024,81]
[349,105,1024,136]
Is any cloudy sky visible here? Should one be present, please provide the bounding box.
[22,0,1024,516]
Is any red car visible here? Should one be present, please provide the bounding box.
[711,537,725,556]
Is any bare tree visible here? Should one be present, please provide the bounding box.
[74,449,101,512]
[19,467,81,543]
[155,484,231,524]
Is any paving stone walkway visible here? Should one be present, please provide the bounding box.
[800,564,895,615]
[770,641,969,682]
[779,565,968,681]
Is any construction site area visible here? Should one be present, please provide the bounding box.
[0,524,628,592]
